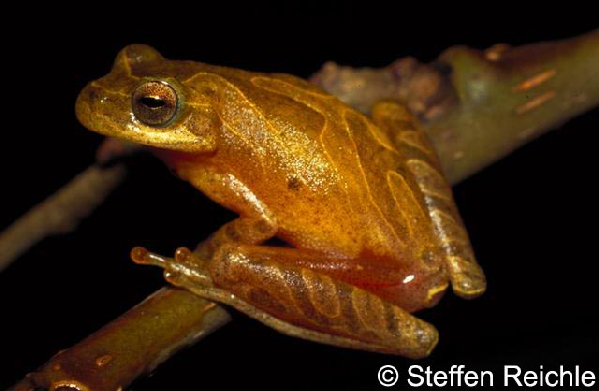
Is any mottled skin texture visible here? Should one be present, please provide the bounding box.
[75,45,486,358]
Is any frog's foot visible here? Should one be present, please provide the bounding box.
[371,101,487,300]
[131,246,213,288]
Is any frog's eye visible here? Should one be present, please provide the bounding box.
[132,81,178,126]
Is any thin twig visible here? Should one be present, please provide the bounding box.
[0,164,127,272]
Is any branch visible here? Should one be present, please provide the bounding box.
[10,288,231,391]
[10,31,599,391]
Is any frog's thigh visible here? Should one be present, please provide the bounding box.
[371,101,486,298]
[203,244,438,358]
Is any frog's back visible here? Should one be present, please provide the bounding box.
[198,69,440,263]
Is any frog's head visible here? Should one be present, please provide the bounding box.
[75,44,221,153]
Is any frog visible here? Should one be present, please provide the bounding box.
[75,44,486,358]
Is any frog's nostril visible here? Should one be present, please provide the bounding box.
[87,88,97,101]
[75,86,100,128]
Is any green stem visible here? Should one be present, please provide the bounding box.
[311,30,599,183]
[430,29,599,183]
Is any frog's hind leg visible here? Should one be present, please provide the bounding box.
[135,244,438,358]
[371,101,486,299]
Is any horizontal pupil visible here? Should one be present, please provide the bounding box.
[139,96,166,108]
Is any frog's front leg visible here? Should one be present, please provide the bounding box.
[195,213,276,260]
[180,164,278,259]
[133,244,438,358]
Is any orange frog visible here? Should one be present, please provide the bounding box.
[76,45,486,358]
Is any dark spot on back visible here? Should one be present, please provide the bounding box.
[287,176,301,190]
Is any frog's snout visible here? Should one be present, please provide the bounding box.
[75,83,100,130]
[75,82,126,138]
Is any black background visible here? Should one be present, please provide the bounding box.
[1,5,598,390]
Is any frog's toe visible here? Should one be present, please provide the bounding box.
[453,274,487,299]
[448,259,487,299]
[175,247,193,263]
[131,246,172,268]
[175,246,208,266]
